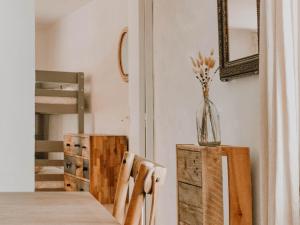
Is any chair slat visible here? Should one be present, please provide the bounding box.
[113,152,135,223]
[111,152,167,225]
[124,163,151,225]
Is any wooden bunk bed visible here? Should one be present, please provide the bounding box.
[35,70,84,192]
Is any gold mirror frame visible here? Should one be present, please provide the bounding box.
[217,0,260,81]
[118,27,128,82]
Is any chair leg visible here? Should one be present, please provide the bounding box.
[148,172,159,225]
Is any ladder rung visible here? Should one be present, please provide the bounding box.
[35,174,64,182]
[35,160,64,167]
[35,141,64,153]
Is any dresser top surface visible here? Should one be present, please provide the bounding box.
[176,144,249,152]
[65,133,127,137]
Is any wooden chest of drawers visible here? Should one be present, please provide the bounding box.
[176,145,252,225]
[64,134,90,193]
[64,134,128,204]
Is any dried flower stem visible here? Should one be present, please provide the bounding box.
[191,50,219,145]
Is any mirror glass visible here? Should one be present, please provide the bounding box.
[227,0,258,61]
[121,32,128,75]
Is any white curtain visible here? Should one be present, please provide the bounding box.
[260,0,300,224]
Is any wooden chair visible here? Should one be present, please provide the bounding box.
[111,152,166,225]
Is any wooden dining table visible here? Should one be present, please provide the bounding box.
[0,192,120,225]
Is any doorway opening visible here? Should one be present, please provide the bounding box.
[34,0,130,194]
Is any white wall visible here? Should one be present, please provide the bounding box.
[153,0,260,225]
[36,0,129,139]
[0,0,35,191]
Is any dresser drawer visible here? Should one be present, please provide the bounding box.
[80,136,90,158]
[64,174,77,191]
[64,135,82,156]
[64,155,76,175]
[64,155,83,177]
[77,180,89,192]
[64,136,73,155]
[64,174,90,192]
[178,202,203,225]
[177,149,202,186]
[72,136,82,156]
[64,135,90,158]
[178,182,202,208]
[83,159,89,179]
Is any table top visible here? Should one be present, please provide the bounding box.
[0,192,120,225]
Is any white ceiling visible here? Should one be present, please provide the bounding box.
[35,0,94,26]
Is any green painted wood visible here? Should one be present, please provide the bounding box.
[77,73,85,133]
[36,89,78,98]
[35,103,77,114]
[36,70,79,84]
[35,141,64,152]
[35,160,64,167]
[35,174,64,182]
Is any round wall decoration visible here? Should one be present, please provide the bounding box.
[118,27,128,82]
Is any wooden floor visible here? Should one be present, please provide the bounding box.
[0,192,119,225]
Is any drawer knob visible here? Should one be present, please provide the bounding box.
[74,144,81,147]
[82,146,87,149]
[66,143,71,147]
[79,188,84,191]
[66,162,72,168]
[66,184,71,187]
[83,167,88,171]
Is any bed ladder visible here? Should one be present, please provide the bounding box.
[35,115,65,192]
[34,70,85,192]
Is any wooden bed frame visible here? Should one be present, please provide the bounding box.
[35,70,85,192]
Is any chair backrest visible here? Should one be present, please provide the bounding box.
[112,152,166,225]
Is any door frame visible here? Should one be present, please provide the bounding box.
[144,0,154,162]
[128,0,154,162]
[128,0,154,224]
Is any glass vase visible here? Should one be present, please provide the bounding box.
[196,96,221,146]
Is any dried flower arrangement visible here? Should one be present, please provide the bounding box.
[190,50,218,97]
[190,50,221,146]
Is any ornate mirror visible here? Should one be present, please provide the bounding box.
[118,27,128,82]
[217,0,260,81]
